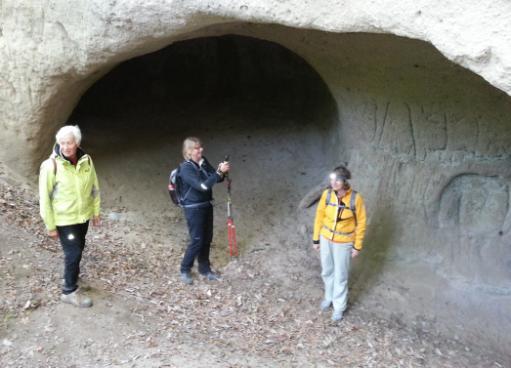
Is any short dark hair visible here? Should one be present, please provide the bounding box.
[332,165,351,180]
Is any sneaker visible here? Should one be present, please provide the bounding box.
[60,290,93,308]
[180,272,193,285]
[332,310,343,322]
[320,300,331,312]
[202,271,221,281]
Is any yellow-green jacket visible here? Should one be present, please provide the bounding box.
[313,188,367,251]
[39,147,100,231]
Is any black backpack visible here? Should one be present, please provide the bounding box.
[168,166,181,206]
[168,162,194,207]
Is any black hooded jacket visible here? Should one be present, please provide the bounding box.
[177,157,224,207]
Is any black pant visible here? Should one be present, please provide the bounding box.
[57,221,89,294]
[180,204,213,274]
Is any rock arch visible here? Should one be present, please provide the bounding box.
[1,3,511,354]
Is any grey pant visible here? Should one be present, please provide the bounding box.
[320,236,352,312]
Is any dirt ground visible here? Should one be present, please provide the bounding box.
[1,160,510,368]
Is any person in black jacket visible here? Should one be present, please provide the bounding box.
[178,137,230,284]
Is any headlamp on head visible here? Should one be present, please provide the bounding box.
[329,172,346,182]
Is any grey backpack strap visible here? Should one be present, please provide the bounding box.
[49,156,57,175]
[325,189,332,206]
[350,190,358,225]
[45,156,58,196]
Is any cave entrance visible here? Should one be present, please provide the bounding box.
[70,35,339,256]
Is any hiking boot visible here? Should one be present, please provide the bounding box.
[202,271,221,281]
[180,272,193,285]
[332,310,343,322]
[320,300,331,312]
[60,290,93,308]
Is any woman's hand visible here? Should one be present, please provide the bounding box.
[218,161,231,174]
[92,216,101,227]
[313,243,320,251]
[48,229,59,240]
[351,249,360,258]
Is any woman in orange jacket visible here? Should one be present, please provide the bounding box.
[313,165,367,321]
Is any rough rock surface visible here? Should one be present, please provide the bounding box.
[1,0,511,358]
[1,0,511,173]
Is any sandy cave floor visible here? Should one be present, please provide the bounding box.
[0,162,509,368]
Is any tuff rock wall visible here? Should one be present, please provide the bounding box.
[1,0,510,354]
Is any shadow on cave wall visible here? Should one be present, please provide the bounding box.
[68,34,341,258]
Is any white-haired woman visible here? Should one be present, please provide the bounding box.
[39,125,100,308]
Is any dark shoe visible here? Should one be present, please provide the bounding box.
[202,271,221,281]
[180,272,193,285]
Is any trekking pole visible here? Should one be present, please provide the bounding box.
[224,156,238,257]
